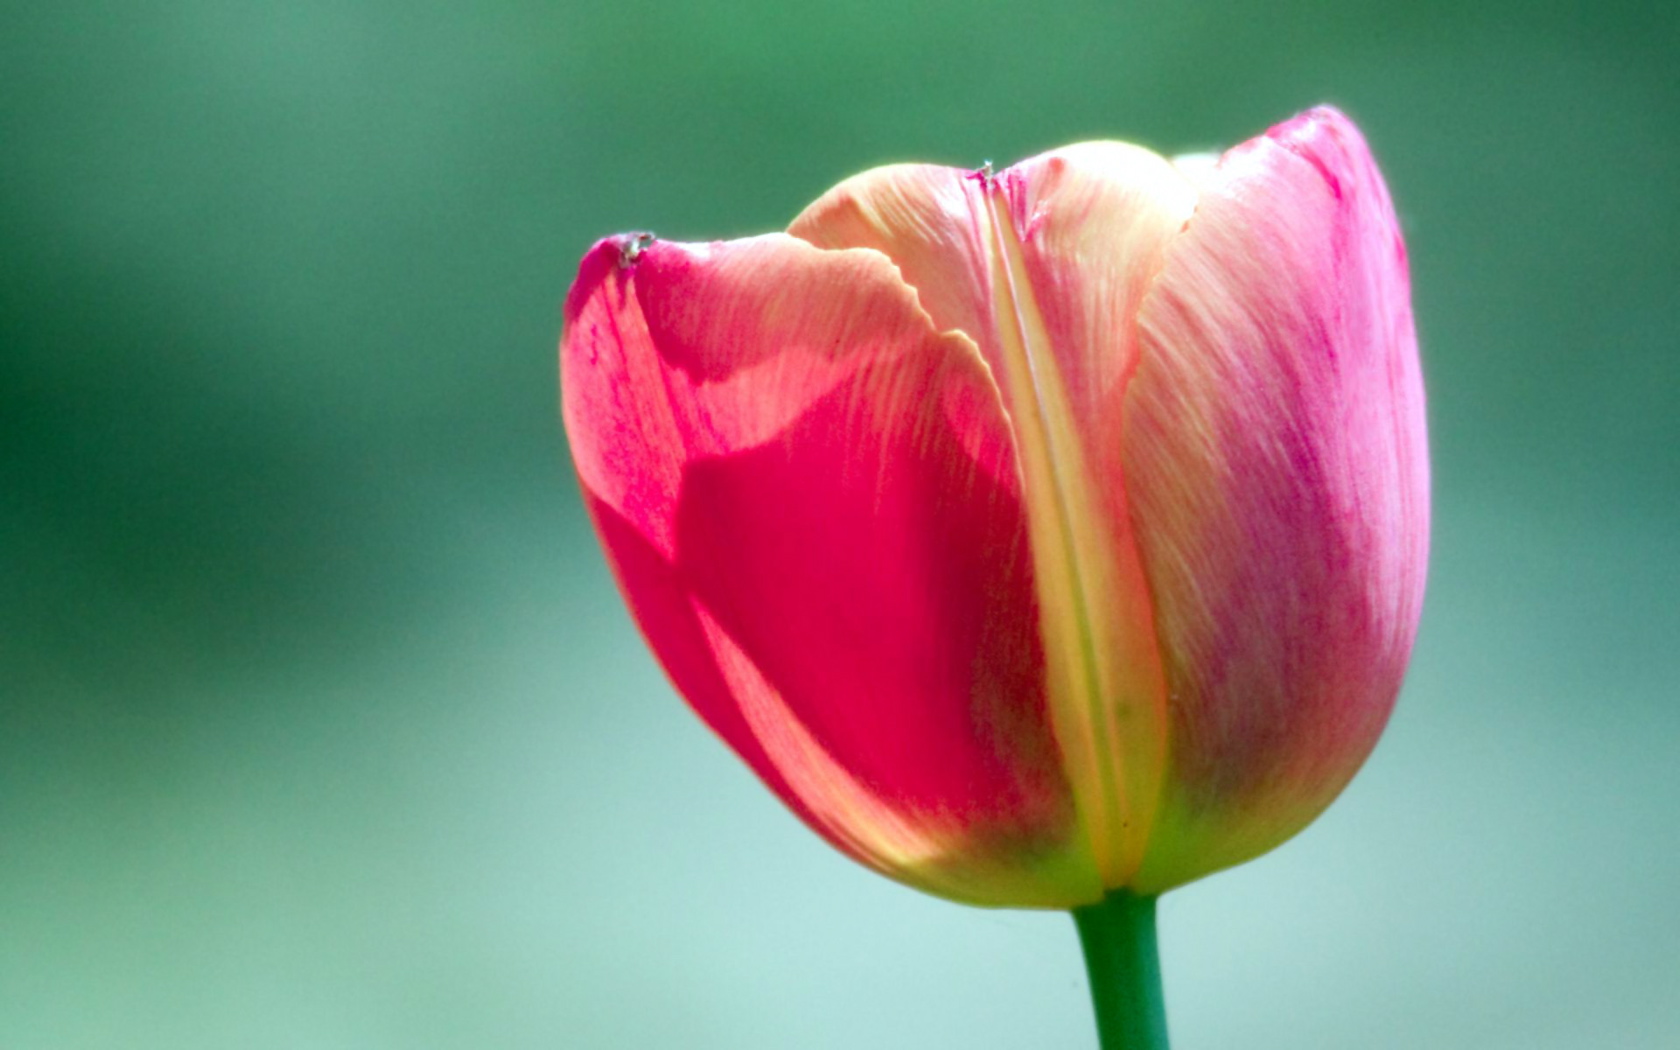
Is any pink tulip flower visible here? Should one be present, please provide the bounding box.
[561,106,1428,910]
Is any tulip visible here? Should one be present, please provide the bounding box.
[561,106,1427,1047]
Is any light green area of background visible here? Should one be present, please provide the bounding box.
[3,1,1676,1047]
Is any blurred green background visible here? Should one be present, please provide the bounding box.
[3,0,1676,1047]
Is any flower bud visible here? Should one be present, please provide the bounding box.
[561,106,1429,906]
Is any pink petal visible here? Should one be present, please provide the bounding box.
[1127,107,1431,892]
[792,149,1197,886]
[788,148,1198,426]
[789,165,1001,391]
[561,234,1098,905]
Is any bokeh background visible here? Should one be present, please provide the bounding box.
[4,0,1676,1047]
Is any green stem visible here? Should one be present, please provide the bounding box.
[1072,890,1169,1050]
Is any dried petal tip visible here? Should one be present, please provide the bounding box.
[617,231,656,268]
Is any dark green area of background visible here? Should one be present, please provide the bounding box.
[4,2,1677,1047]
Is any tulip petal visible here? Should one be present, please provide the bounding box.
[562,234,1099,905]
[1127,108,1430,892]
[789,164,1002,391]
[792,150,1198,886]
